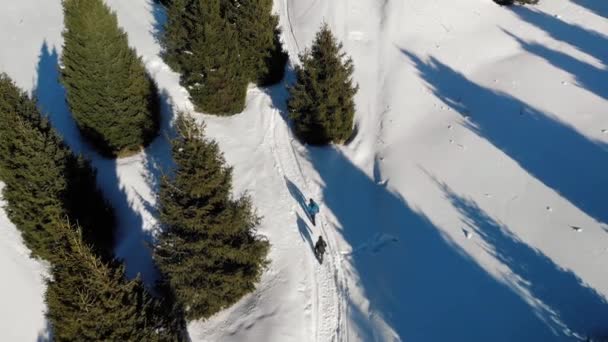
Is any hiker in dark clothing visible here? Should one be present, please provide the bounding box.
[314,236,327,264]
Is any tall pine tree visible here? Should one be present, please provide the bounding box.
[0,74,114,261]
[62,0,160,157]
[154,114,269,320]
[46,221,180,341]
[288,23,358,145]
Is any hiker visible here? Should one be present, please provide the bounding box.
[307,198,320,226]
[314,236,327,264]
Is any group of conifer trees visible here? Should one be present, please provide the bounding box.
[0,0,360,337]
[161,0,288,115]
[0,74,181,340]
[0,0,183,338]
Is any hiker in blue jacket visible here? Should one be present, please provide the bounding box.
[307,198,320,226]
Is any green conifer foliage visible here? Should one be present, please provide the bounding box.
[258,25,289,86]
[288,24,358,145]
[46,222,178,341]
[0,74,114,261]
[62,0,160,157]
[161,0,191,72]
[223,0,288,85]
[162,0,287,113]
[188,0,248,114]
[154,114,269,320]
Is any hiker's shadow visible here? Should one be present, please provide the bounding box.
[296,214,314,252]
[285,176,310,218]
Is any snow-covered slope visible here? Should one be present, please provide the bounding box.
[1,0,607,340]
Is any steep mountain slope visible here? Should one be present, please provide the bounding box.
[0,0,607,341]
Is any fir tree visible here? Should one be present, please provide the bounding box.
[46,221,180,341]
[154,114,269,320]
[62,0,160,157]
[187,0,248,114]
[0,74,114,261]
[223,0,288,85]
[288,23,358,145]
[258,25,289,86]
[161,0,191,72]
[162,0,247,115]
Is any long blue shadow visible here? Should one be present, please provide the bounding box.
[34,42,160,288]
[149,0,168,43]
[307,146,562,341]
[264,77,568,341]
[572,0,608,19]
[402,49,608,226]
[436,178,608,339]
[510,6,608,69]
[502,29,608,100]
[142,89,176,220]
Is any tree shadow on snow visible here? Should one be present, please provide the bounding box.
[303,145,565,341]
[502,29,608,101]
[141,89,176,223]
[571,0,608,19]
[149,0,168,44]
[36,320,52,342]
[401,49,608,228]
[433,177,608,340]
[263,62,573,341]
[34,42,161,288]
[509,6,608,70]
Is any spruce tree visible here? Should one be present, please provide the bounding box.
[162,0,247,115]
[187,0,248,114]
[223,0,288,85]
[0,74,114,261]
[161,0,191,72]
[259,25,289,86]
[154,114,269,320]
[46,222,179,341]
[62,0,160,157]
[288,23,358,145]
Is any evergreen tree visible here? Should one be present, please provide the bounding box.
[187,0,248,114]
[162,0,247,115]
[288,23,358,145]
[258,25,289,86]
[161,0,191,72]
[154,114,269,320]
[62,0,160,157]
[223,0,288,85]
[0,74,114,261]
[46,221,180,341]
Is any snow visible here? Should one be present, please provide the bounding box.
[1,0,608,341]
[0,186,48,341]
